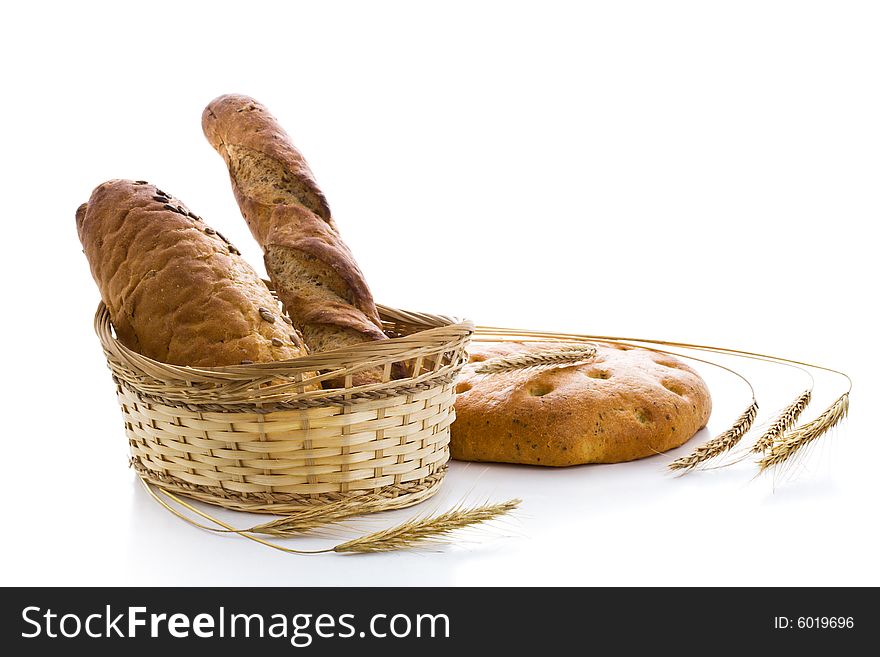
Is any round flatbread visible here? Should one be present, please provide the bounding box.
[450,342,712,466]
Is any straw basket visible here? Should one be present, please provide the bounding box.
[95,300,473,516]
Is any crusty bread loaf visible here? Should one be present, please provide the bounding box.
[77,179,309,367]
[201,94,389,381]
[451,342,712,466]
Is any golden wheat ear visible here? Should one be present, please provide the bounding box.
[333,499,521,553]
[145,480,521,555]
[750,390,812,454]
[474,345,597,374]
[757,393,849,472]
[669,401,759,472]
[242,497,377,537]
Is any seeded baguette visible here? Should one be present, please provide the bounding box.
[77,179,309,367]
[201,94,390,383]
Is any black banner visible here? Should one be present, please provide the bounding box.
[1,587,873,654]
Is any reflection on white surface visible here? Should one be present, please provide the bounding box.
[93,362,864,587]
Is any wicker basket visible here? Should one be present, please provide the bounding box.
[95,300,473,515]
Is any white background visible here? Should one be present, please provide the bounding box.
[1,1,877,586]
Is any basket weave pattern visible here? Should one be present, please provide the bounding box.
[96,301,473,514]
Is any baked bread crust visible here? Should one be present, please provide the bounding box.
[76,179,309,367]
[450,342,712,466]
[201,95,388,356]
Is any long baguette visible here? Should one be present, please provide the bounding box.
[202,94,391,383]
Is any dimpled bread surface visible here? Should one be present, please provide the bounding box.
[450,342,712,466]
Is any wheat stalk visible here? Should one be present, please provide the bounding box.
[750,390,812,454]
[333,499,521,553]
[243,497,375,537]
[669,401,759,472]
[474,345,597,374]
[757,393,849,472]
[148,482,521,555]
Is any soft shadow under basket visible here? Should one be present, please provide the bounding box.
[95,299,474,516]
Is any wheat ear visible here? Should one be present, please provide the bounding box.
[757,393,849,472]
[669,401,759,472]
[243,498,375,537]
[474,345,597,374]
[750,390,812,454]
[333,499,521,553]
[146,481,521,555]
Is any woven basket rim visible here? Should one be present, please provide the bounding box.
[95,300,474,377]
